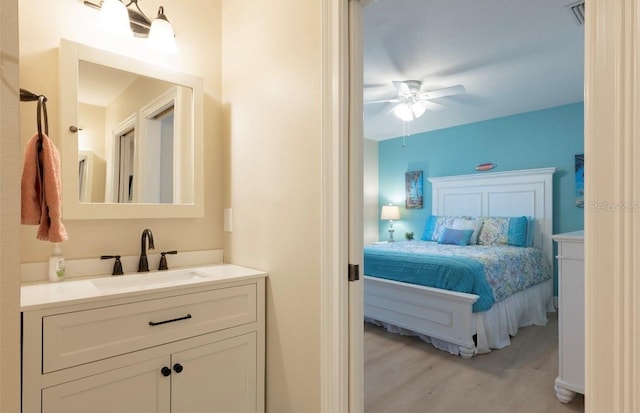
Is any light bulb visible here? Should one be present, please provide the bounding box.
[96,0,133,37]
[412,101,426,118]
[393,103,414,122]
[148,6,178,53]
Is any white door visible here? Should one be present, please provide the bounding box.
[170,333,258,413]
[42,356,170,413]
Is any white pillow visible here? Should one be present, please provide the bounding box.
[452,218,483,245]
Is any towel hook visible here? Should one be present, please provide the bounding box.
[20,88,49,152]
[36,95,48,152]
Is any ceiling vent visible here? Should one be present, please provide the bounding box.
[568,1,585,25]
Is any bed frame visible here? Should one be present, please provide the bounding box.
[364,167,556,358]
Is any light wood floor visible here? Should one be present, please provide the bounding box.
[364,312,584,413]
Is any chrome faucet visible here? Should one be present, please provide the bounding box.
[138,228,155,272]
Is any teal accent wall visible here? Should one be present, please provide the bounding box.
[377,102,585,294]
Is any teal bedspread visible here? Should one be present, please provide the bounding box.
[363,241,552,313]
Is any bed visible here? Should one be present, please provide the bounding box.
[363,167,556,358]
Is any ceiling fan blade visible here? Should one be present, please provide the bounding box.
[364,98,401,104]
[420,100,447,111]
[419,85,466,99]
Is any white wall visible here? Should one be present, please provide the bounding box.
[363,138,379,245]
[18,0,223,265]
[78,103,106,158]
[221,0,323,411]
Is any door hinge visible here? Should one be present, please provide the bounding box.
[348,264,360,282]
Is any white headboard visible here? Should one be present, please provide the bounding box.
[428,167,556,265]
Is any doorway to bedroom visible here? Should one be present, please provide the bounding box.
[360,1,585,411]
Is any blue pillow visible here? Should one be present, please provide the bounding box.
[421,215,437,241]
[507,216,529,247]
[525,217,535,247]
[438,228,474,246]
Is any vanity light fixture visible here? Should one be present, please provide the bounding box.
[84,0,177,52]
[380,204,401,242]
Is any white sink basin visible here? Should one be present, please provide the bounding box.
[92,270,207,291]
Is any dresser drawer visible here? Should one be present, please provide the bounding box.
[557,241,584,260]
[42,284,257,373]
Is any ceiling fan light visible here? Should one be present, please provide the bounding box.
[96,0,133,37]
[394,103,414,122]
[412,101,426,118]
[148,6,178,53]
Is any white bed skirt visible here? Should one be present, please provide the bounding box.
[365,279,555,356]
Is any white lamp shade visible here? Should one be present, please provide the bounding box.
[148,12,178,53]
[380,205,400,220]
[393,103,414,122]
[96,0,133,37]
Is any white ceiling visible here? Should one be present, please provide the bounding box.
[363,0,584,141]
[78,60,139,107]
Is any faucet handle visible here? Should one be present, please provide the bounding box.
[101,255,124,276]
[158,251,178,271]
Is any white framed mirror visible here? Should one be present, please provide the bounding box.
[59,39,204,219]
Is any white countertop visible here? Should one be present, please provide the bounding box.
[21,264,267,311]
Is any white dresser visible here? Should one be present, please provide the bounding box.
[552,231,584,403]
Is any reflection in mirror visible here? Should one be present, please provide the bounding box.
[77,61,193,204]
[59,39,204,219]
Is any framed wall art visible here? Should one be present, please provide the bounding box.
[405,171,423,209]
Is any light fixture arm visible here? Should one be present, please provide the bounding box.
[84,0,177,52]
[155,6,169,22]
[126,0,152,28]
[83,0,163,36]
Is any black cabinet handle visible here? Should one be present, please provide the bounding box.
[161,366,172,377]
[148,314,192,327]
[173,363,184,373]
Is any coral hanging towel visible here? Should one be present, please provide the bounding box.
[21,133,68,242]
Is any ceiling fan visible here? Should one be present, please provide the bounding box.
[365,80,465,122]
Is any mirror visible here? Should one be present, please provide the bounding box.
[60,40,204,219]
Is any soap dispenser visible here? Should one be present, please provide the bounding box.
[48,243,66,282]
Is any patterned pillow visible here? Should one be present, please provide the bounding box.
[476,216,529,246]
[421,215,471,242]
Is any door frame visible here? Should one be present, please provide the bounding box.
[320,0,365,412]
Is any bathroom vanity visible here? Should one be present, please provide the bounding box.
[21,264,266,413]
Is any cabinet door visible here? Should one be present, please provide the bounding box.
[42,356,171,413]
[171,332,258,413]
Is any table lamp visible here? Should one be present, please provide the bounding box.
[380,204,400,242]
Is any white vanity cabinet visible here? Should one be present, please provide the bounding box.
[21,266,266,413]
[552,231,584,403]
